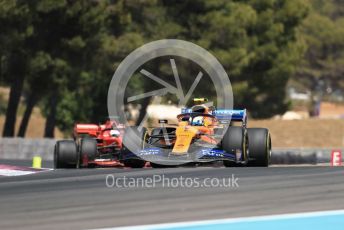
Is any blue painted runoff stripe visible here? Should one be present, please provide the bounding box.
[108,210,344,230]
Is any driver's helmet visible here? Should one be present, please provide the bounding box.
[192,117,204,126]
[104,119,120,137]
[191,105,208,114]
[191,104,209,126]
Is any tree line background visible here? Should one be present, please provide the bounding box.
[0,0,343,138]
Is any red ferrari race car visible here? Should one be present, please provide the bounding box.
[54,117,139,168]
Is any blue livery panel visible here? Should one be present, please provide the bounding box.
[181,108,247,123]
[212,109,247,122]
[135,147,236,161]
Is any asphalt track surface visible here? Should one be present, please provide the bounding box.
[0,161,344,230]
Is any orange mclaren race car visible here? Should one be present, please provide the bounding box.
[54,118,143,168]
[122,98,272,168]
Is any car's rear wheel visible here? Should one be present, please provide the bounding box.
[54,140,78,169]
[247,128,271,167]
[79,138,97,167]
[222,126,248,167]
[123,158,146,168]
[150,162,178,168]
[122,127,148,168]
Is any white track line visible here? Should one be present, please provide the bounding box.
[0,169,38,176]
[95,209,344,230]
[0,165,52,177]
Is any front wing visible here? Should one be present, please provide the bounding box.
[123,147,238,164]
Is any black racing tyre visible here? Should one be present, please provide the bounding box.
[247,128,271,167]
[124,159,146,168]
[222,126,248,167]
[80,138,97,167]
[122,127,148,168]
[213,128,224,136]
[213,128,224,148]
[54,140,78,169]
[150,162,177,168]
[150,162,163,168]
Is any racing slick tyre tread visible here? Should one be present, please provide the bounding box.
[222,126,248,167]
[247,128,271,167]
[124,159,146,168]
[80,138,97,167]
[54,140,78,169]
[122,127,148,168]
[150,162,177,168]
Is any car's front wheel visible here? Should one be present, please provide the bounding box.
[79,138,97,168]
[222,126,248,167]
[122,127,148,168]
[247,128,271,167]
[54,140,78,169]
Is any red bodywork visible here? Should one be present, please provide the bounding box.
[73,119,125,167]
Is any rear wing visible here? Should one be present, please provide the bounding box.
[181,108,247,125]
[73,124,99,138]
[212,109,247,123]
